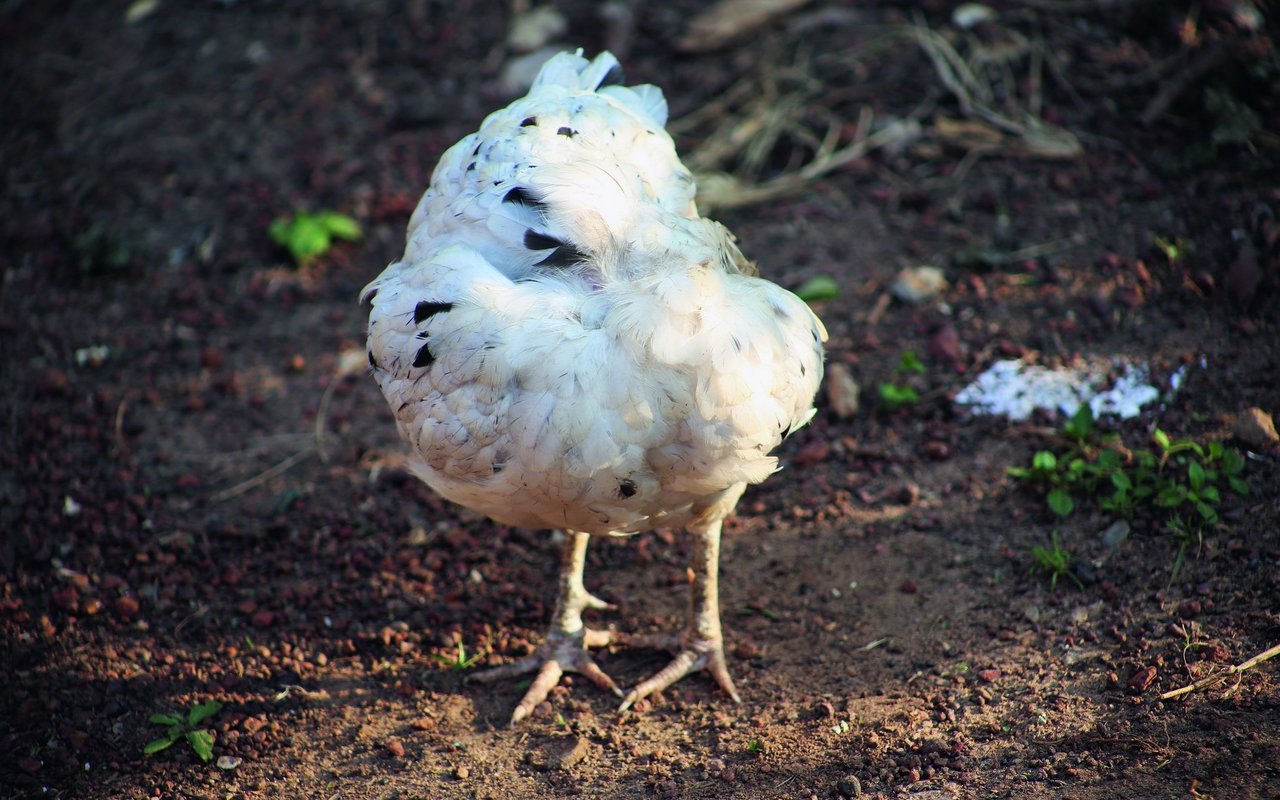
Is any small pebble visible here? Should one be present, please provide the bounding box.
[825,363,861,418]
[890,265,947,303]
[836,774,863,797]
[1233,407,1278,451]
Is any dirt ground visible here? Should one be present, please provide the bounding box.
[3,1,1279,798]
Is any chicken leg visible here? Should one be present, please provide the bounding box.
[619,485,744,711]
[471,529,622,725]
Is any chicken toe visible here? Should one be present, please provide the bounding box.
[470,531,621,725]
[618,506,742,711]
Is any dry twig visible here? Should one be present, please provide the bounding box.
[1159,642,1280,701]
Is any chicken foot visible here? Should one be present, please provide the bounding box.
[618,490,743,711]
[471,529,621,725]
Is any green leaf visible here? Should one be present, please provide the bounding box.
[1046,488,1075,517]
[1153,429,1172,452]
[188,700,223,727]
[287,216,331,262]
[1228,476,1249,495]
[317,211,362,241]
[187,729,215,763]
[1007,467,1031,479]
[150,713,183,726]
[1032,451,1057,472]
[794,275,839,302]
[1154,487,1185,508]
[1221,449,1244,475]
[1110,470,1132,491]
[144,736,177,755]
[1063,405,1094,441]
[1096,450,1121,471]
[877,382,918,410]
[1194,501,1218,523]
[897,350,926,375]
[1187,461,1205,491]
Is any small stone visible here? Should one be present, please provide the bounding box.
[923,440,951,460]
[836,774,863,797]
[927,323,965,370]
[548,736,589,770]
[890,266,947,303]
[114,596,140,620]
[899,579,918,594]
[1101,519,1130,549]
[454,765,470,780]
[733,641,760,659]
[216,755,242,770]
[251,610,275,628]
[385,738,406,758]
[1127,666,1157,694]
[825,362,860,418]
[977,669,1000,683]
[1233,407,1278,451]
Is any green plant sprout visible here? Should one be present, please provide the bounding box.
[269,210,362,265]
[878,350,926,411]
[1008,405,1248,576]
[435,640,486,671]
[794,275,839,303]
[143,700,223,762]
[1029,531,1083,591]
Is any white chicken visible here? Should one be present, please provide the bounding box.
[363,50,826,724]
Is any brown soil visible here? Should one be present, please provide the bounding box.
[3,2,1279,799]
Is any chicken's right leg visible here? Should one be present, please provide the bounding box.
[471,530,621,725]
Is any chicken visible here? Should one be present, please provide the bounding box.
[362,50,826,725]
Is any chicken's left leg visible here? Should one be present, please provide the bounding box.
[471,530,621,725]
[619,485,744,711]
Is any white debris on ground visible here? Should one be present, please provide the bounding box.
[955,358,1191,421]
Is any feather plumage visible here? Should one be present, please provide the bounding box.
[363,50,827,721]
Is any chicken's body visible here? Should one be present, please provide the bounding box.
[363,51,825,723]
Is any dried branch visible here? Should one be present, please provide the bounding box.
[1159,642,1280,701]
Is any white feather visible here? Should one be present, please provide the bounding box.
[363,51,827,535]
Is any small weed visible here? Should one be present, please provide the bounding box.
[435,640,486,671]
[878,350,926,411]
[269,210,362,265]
[144,700,223,763]
[746,741,764,753]
[738,604,780,621]
[794,275,839,303]
[896,350,926,375]
[1029,531,1083,591]
[1154,235,1192,266]
[1008,405,1248,576]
